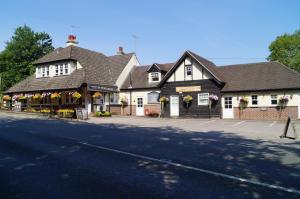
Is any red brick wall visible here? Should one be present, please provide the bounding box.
[144,104,161,115]
[106,104,161,116]
[233,106,298,120]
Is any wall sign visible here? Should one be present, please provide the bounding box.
[176,86,201,93]
[87,84,117,92]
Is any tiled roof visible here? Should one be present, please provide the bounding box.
[218,61,300,92]
[5,46,133,93]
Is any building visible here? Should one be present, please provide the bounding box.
[3,35,140,114]
[119,51,300,120]
[4,35,300,120]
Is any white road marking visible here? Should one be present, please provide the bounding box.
[269,121,277,127]
[232,121,246,127]
[52,136,300,195]
[199,120,216,125]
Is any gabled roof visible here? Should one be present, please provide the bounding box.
[121,63,174,90]
[219,61,300,92]
[5,46,134,93]
[159,50,223,86]
[147,63,174,73]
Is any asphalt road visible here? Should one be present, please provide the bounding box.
[0,113,299,199]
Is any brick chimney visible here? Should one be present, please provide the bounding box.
[66,35,78,47]
[117,46,125,55]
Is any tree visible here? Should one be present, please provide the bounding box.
[268,29,300,72]
[0,25,54,92]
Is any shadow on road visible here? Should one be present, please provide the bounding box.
[0,116,300,198]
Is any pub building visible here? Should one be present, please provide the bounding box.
[3,35,140,114]
[4,35,300,120]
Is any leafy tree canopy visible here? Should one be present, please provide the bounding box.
[268,29,300,72]
[0,25,54,92]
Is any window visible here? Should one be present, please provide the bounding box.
[64,63,69,75]
[37,67,41,77]
[46,66,49,76]
[151,72,159,82]
[186,66,192,76]
[224,97,232,109]
[198,93,209,105]
[42,66,45,77]
[271,95,277,105]
[251,95,258,105]
[60,64,63,75]
[147,91,159,104]
[110,93,119,104]
[55,65,59,76]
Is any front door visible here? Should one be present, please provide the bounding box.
[223,96,234,119]
[170,95,179,117]
[136,97,144,116]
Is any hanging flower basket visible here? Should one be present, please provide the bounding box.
[239,96,249,110]
[72,92,82,101]
[3,95,11,101]
[92,92,102,98]
[278,96,289,105]
[16,95,27,102]
[209,94,218,110]
[159,96,169,104]
[120,97,128,105]
[51,92,61,99]
[12,95,20,102]
[32,94,42,100]
[183,95,193,104]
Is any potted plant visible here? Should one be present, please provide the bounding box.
[72,92,82,101]
[159,96,169,117]
[57,109,74,118]
[183,95,193,109]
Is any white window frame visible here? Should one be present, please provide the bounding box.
[42,66,45,77]
[251,95,258,105]
[55,65,59,76]
[224,97,232,109]
[46,66,49,77]
[110,93,119,104]
[151,72,159,82]
[271,95,277,105]
[198,93,209,105]
[59,64,63,75]
[186,65,192,76]
[64,63,69,75]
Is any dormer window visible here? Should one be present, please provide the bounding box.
[64,64,69,74]
[42,67,45,77]
[55,65,59,76]
[46,66,49,76]
[60,65,63,75]
[151,72,159,82]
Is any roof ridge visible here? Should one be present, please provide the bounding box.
[218,61,271,68]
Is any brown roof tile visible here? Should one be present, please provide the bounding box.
[219,61,300,92]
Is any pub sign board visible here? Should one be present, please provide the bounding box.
[176,86,201,93]
[87,84,117,92]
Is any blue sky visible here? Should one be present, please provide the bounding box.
[1,0,300,65]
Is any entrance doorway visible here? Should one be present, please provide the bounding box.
[223,96,234,118]
[136,97,144,116]
[170,95,179,117]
